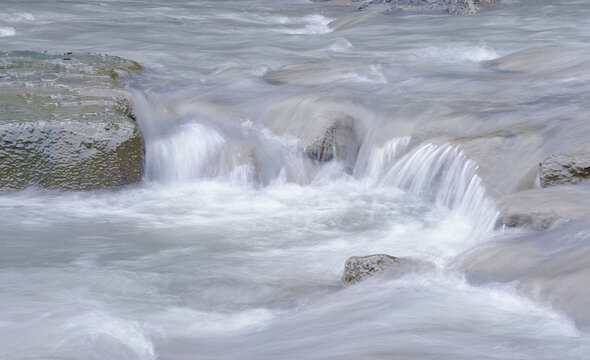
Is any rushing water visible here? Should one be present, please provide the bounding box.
[3,0,590,359]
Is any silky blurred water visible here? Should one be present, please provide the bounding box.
[2,1,590,359]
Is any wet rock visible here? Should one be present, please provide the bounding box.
[498,185,590,230]
[459,221,590,327]
[356,0,495,15]
[539,153,590,187]
[220,141,262,184]
[262,96,361,165]
[263,61,384,86]
[0,51,144,191]
[456,129,544,199]
[305,119,355,162]
[342,254,432,285]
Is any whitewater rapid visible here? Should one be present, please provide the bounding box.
[3,0,590,359]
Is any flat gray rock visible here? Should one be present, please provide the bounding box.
[0,51,144,191]
[498,185,590,230]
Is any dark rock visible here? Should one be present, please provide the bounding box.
[262,96,360,166]
[0,51,144,191]
[342,254,433,285]
[356,0,495,15]
[539,153,590,187]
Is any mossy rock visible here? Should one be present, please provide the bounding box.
[539,154,590,188]
[342,254,434,285]
[342,254,400,285]
[0,51,144,191]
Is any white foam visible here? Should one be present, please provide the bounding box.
[329,38,353,52]
[273,14,333,35]
[58,311,156,360]
[0,26,16,37]
[145,121,226,183]
[342,64,387,84]
[151,307,276,336]
[414,44,499,63]
[361,139,499,235]
[0,12,34,23]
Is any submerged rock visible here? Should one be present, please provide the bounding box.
[219,141,262,185]
[459,220,590,327]
[498,185,590,230]
[263,61,384,86]
[0,51,144,191]
[342,254,432,285]
[456,130,543,199]
[539,153,590,188]
[262,96,361,165]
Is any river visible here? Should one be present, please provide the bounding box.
[2,1,590,359]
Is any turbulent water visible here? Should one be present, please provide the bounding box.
[3,0,590,359]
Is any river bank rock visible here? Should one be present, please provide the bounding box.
[0,51,144,191]
[342,254,433,285]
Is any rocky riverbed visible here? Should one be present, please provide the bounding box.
[2,1,590,359]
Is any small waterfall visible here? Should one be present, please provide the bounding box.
[133,88,498,234]
[360,138,499,234]
[145,121,226,183]
[355,136,412,180]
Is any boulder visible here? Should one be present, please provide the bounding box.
[0,51,144,191]
[498,185,590,230]
[219,141,262,184]
[456,130,543,200]
[539,153,590,188]
[342,254,433,285]
[261,96,360,165]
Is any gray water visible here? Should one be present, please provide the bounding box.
[2,1,590,359]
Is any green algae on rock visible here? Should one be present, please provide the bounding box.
[0,51,144,190]
[539,153,590,188]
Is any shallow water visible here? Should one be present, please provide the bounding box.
[2,0,590,359]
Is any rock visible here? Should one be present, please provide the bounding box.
[342,254,432,285]
[539,153,590,187]
[456,130,543,200]
[263,60,384,86]
[447,0,485,15]
[0,51,144,191]
[458,220,590,327]
[498,185,590,230]
[219,141,262,184]
[262,96,361,165]
[356,0,495,15]
[306,119,355,162]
